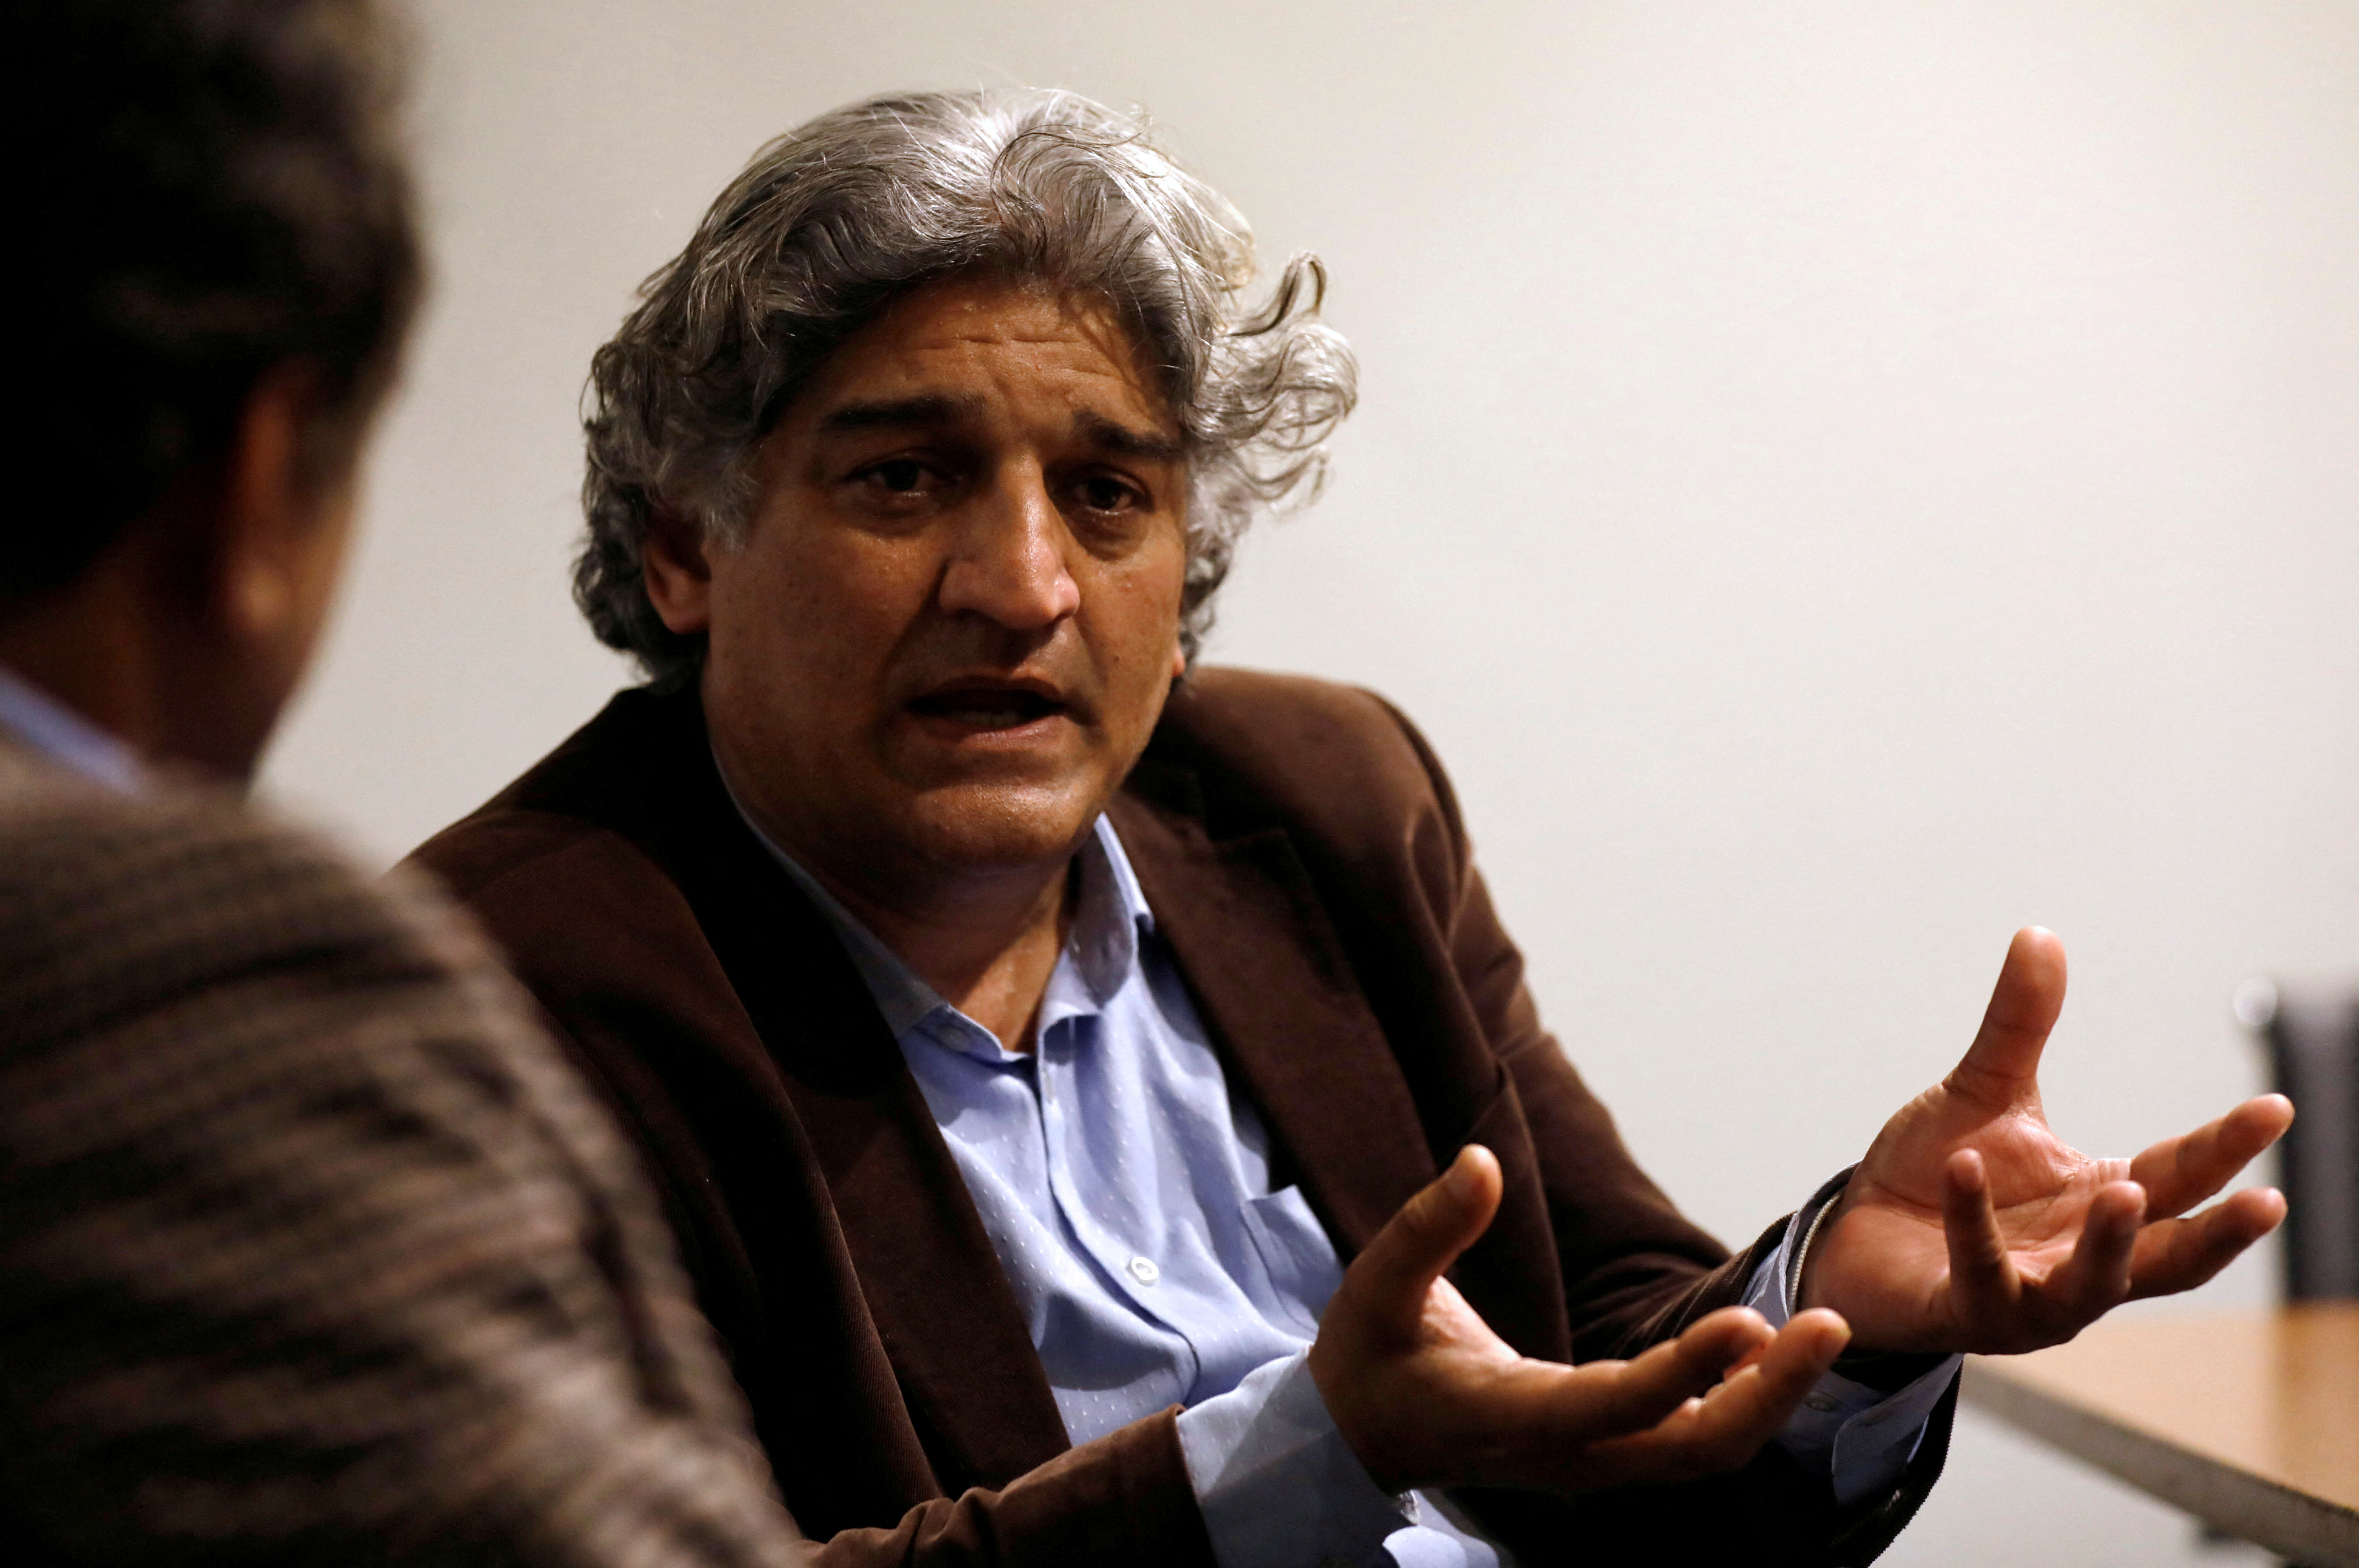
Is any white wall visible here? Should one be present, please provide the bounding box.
[264,4,2359,1561]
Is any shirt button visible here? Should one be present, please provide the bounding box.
[1804,1393,1840,1413]
[1127,1255,1160,1286]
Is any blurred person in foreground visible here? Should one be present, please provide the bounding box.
[411,90,2295,1567]
[0,2,807,1559]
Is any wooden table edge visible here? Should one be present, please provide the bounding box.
[1963,1357,2359,1567]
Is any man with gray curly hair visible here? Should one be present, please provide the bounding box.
[572,91,1349,682]
[415,88,2289,1568]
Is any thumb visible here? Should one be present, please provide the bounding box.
[1949,926,2067,1096]
[1345,1145,1504,1340]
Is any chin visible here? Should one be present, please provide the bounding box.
[901,781,1102,873]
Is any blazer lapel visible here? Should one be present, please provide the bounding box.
[596,687,1436,1481]
[634,697,1073,1489]
[1111,775,1436,1258]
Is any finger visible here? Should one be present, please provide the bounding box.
[1574,1307,1778,1437]
[1724,1330,1773,1377]
[1704,1308,1850,1420]
[1341,1145,1504,1341]
[1438,1306,1784,1496]
[2128,1095,2295,1218]
[1602,1310,1851,1482]
[1941,1148,2018,1327]
[1947,927,2067,1098]
[2043,1180,2143,1323]
[2128,1187,2288,1300]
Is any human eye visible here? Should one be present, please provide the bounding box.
[839,452,958,516]
[857,456,934,497]
[1068,469,1146,517]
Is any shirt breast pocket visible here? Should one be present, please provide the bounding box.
[1239,1185,1344,1338]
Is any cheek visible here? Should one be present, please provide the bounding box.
[1137,533,1190,653]
[1093,541,1188,684]
[706,529,942,717]
[711,531,862,653]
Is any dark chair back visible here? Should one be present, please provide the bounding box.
[2238,978,2359,1299]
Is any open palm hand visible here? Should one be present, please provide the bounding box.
[1314,1147,1852,1496]
[1802,928,2292,1355]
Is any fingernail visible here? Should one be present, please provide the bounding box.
[1803,1309,1851,1350]
[1446,1147,1483,1199]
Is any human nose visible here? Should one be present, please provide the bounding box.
[936,465,1081,629]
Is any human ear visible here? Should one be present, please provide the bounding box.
[641,509,717,635]
[175,363,362,779]
[210,366,357,669]
[1171,644,1187,680]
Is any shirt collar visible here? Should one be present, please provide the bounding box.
[0,666,144,794]
[721,765,1153,1049]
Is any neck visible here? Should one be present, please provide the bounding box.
[0,574,165,760]
[703,697,1103,1052]
[0,524,265,783]
[825,851,1075,1051]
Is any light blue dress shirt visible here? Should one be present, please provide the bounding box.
[0,666,143,793]
[746,806,1958,1567]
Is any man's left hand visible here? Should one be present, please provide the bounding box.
[1803,926,2294,1355]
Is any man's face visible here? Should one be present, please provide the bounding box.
[646,273,1190,904]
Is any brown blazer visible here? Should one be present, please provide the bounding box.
[412,668,1953,1567]
[0,738,802,1563]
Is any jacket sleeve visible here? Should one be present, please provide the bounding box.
[802,1414,1211,1568]
[516,964,1219,1568]
[0,781,806,1566]
[1374,700,1956,1568]
[412,792,1221,1568]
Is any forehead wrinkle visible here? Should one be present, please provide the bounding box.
[936,328,1098,346]
[808,284,1174,445]
[912,332,1149,396]
[918,289,1147,366]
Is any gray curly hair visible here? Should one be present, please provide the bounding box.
[575,87,1357,684]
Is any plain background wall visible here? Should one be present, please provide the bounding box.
[265,3,2359,1562]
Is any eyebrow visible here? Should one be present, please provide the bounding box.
[1073,409,1184,462]
[814,394,986,434]
[811,395,1183,462]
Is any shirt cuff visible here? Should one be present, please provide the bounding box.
[1176,1349,1414,1568]
[1744,1169,1962,1508]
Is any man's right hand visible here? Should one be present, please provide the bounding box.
[1309,1145,1852,1497]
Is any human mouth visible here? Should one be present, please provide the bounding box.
[904,680,1073,733]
